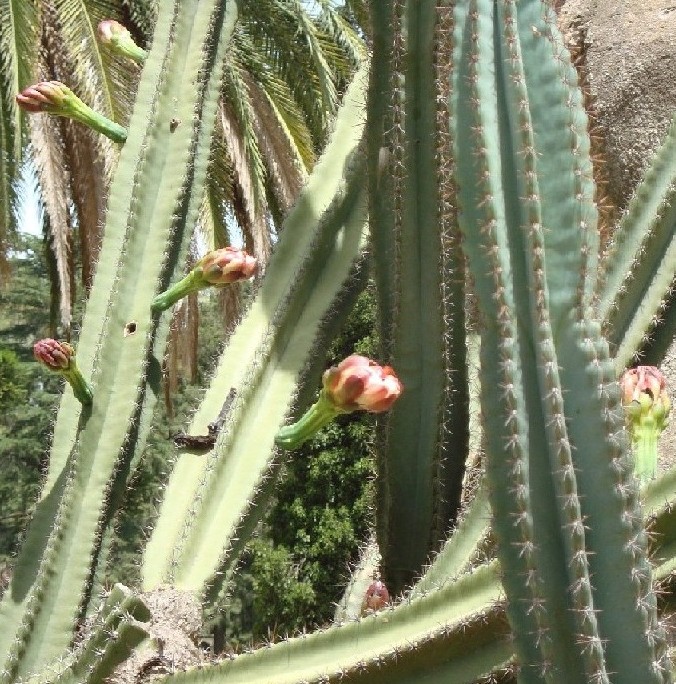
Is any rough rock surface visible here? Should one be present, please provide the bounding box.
[558,0,676,471]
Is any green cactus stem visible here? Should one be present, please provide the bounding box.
[151,247,257,313]
[33,338,93,406]
[621,366,671,482]
[275,355,402,450]
[275,393,340,449]
[98,20,147,63]
[16,81,127,143]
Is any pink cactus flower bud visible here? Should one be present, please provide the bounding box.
[323,355,402,413]
[33,338,93,405]
[16,81,127,143]
[97,19,129,43]
[275,355,403,450]
[621,366,667,405]
[620,365,671,482]
[16,81,69,113]
[198,247,258,286]
[97,20,147,63]
[361,580,390,615]
[33,338,74,371]
[151,248,258,313]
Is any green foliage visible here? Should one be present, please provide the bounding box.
[0,238,61,564]
[244,290,376,637]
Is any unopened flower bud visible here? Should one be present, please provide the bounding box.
[151,248,257,313]
[361,580,390,616]
[620,365,671,482]
[199,247,258,286]
[33,338,73,370]
[275,356,402,450]
[17,81,127,143]
[98,20,147,63]
[33,339,93,405]
[323,355,402,413]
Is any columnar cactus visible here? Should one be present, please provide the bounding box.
[1,0,676,683]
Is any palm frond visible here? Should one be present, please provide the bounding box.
[283,0,339,114]
[0,97,15,281]
[121,0,157,42]
[233,30,315,170]
[316,0,366,71]
[61,120,106,289]
[0,0,39,269]
[29,114,73,333]
[239,0,335,139]
[220,99,272,266]
[51,0,135,125]
[0,0,40,159]
[198,121,234,252]
[221,60,272,265]
[245,73,306,215]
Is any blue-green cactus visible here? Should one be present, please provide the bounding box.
[1,0,676,682]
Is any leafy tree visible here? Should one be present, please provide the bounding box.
[0,236,60,564]
[242,290,378,640]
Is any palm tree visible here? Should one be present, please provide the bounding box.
[0,0,365,339]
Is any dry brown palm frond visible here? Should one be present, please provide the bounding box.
[30,113,73,333]
[244,73,307,215]
[61,120,107,290]
[219,100,271,268]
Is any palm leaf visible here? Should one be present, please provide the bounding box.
[245,73,306,215]
[0,0,39,271]
[51,0,127,123]
[0,0,39,159]
[29,114,73,333]
[234,30,316,170]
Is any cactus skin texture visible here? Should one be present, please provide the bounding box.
[3,0,676,683]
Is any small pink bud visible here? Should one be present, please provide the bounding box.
[97,19,146,63]
[98,19,129,43]
[323,355,402,413]
[621,366,666,404]
[198,247,258,286]
[361,580,390,615]
[33,338,93,405]
[33,338,74,371]
[16,81,69,113]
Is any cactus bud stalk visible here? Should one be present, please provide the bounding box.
[16,81,127,143]
[275,355,402,449]
[151,247,257,313]
[33,339,93,405]
[620,366,671,481]
[98,20,147,63]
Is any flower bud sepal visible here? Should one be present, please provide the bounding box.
[274,393,345,450]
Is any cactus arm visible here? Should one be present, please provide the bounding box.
[0,1,238,677]
[33,586,150,684]
[410,484,491,598]
[597,114,676,368]
[369,0,470,594]
[159,563,506,684]
[452,2,572,678]
[147,174,368,595]
[450,0,672,680]
[142,66,369,592]
[639,291,676,367]
[333,537,381,622]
